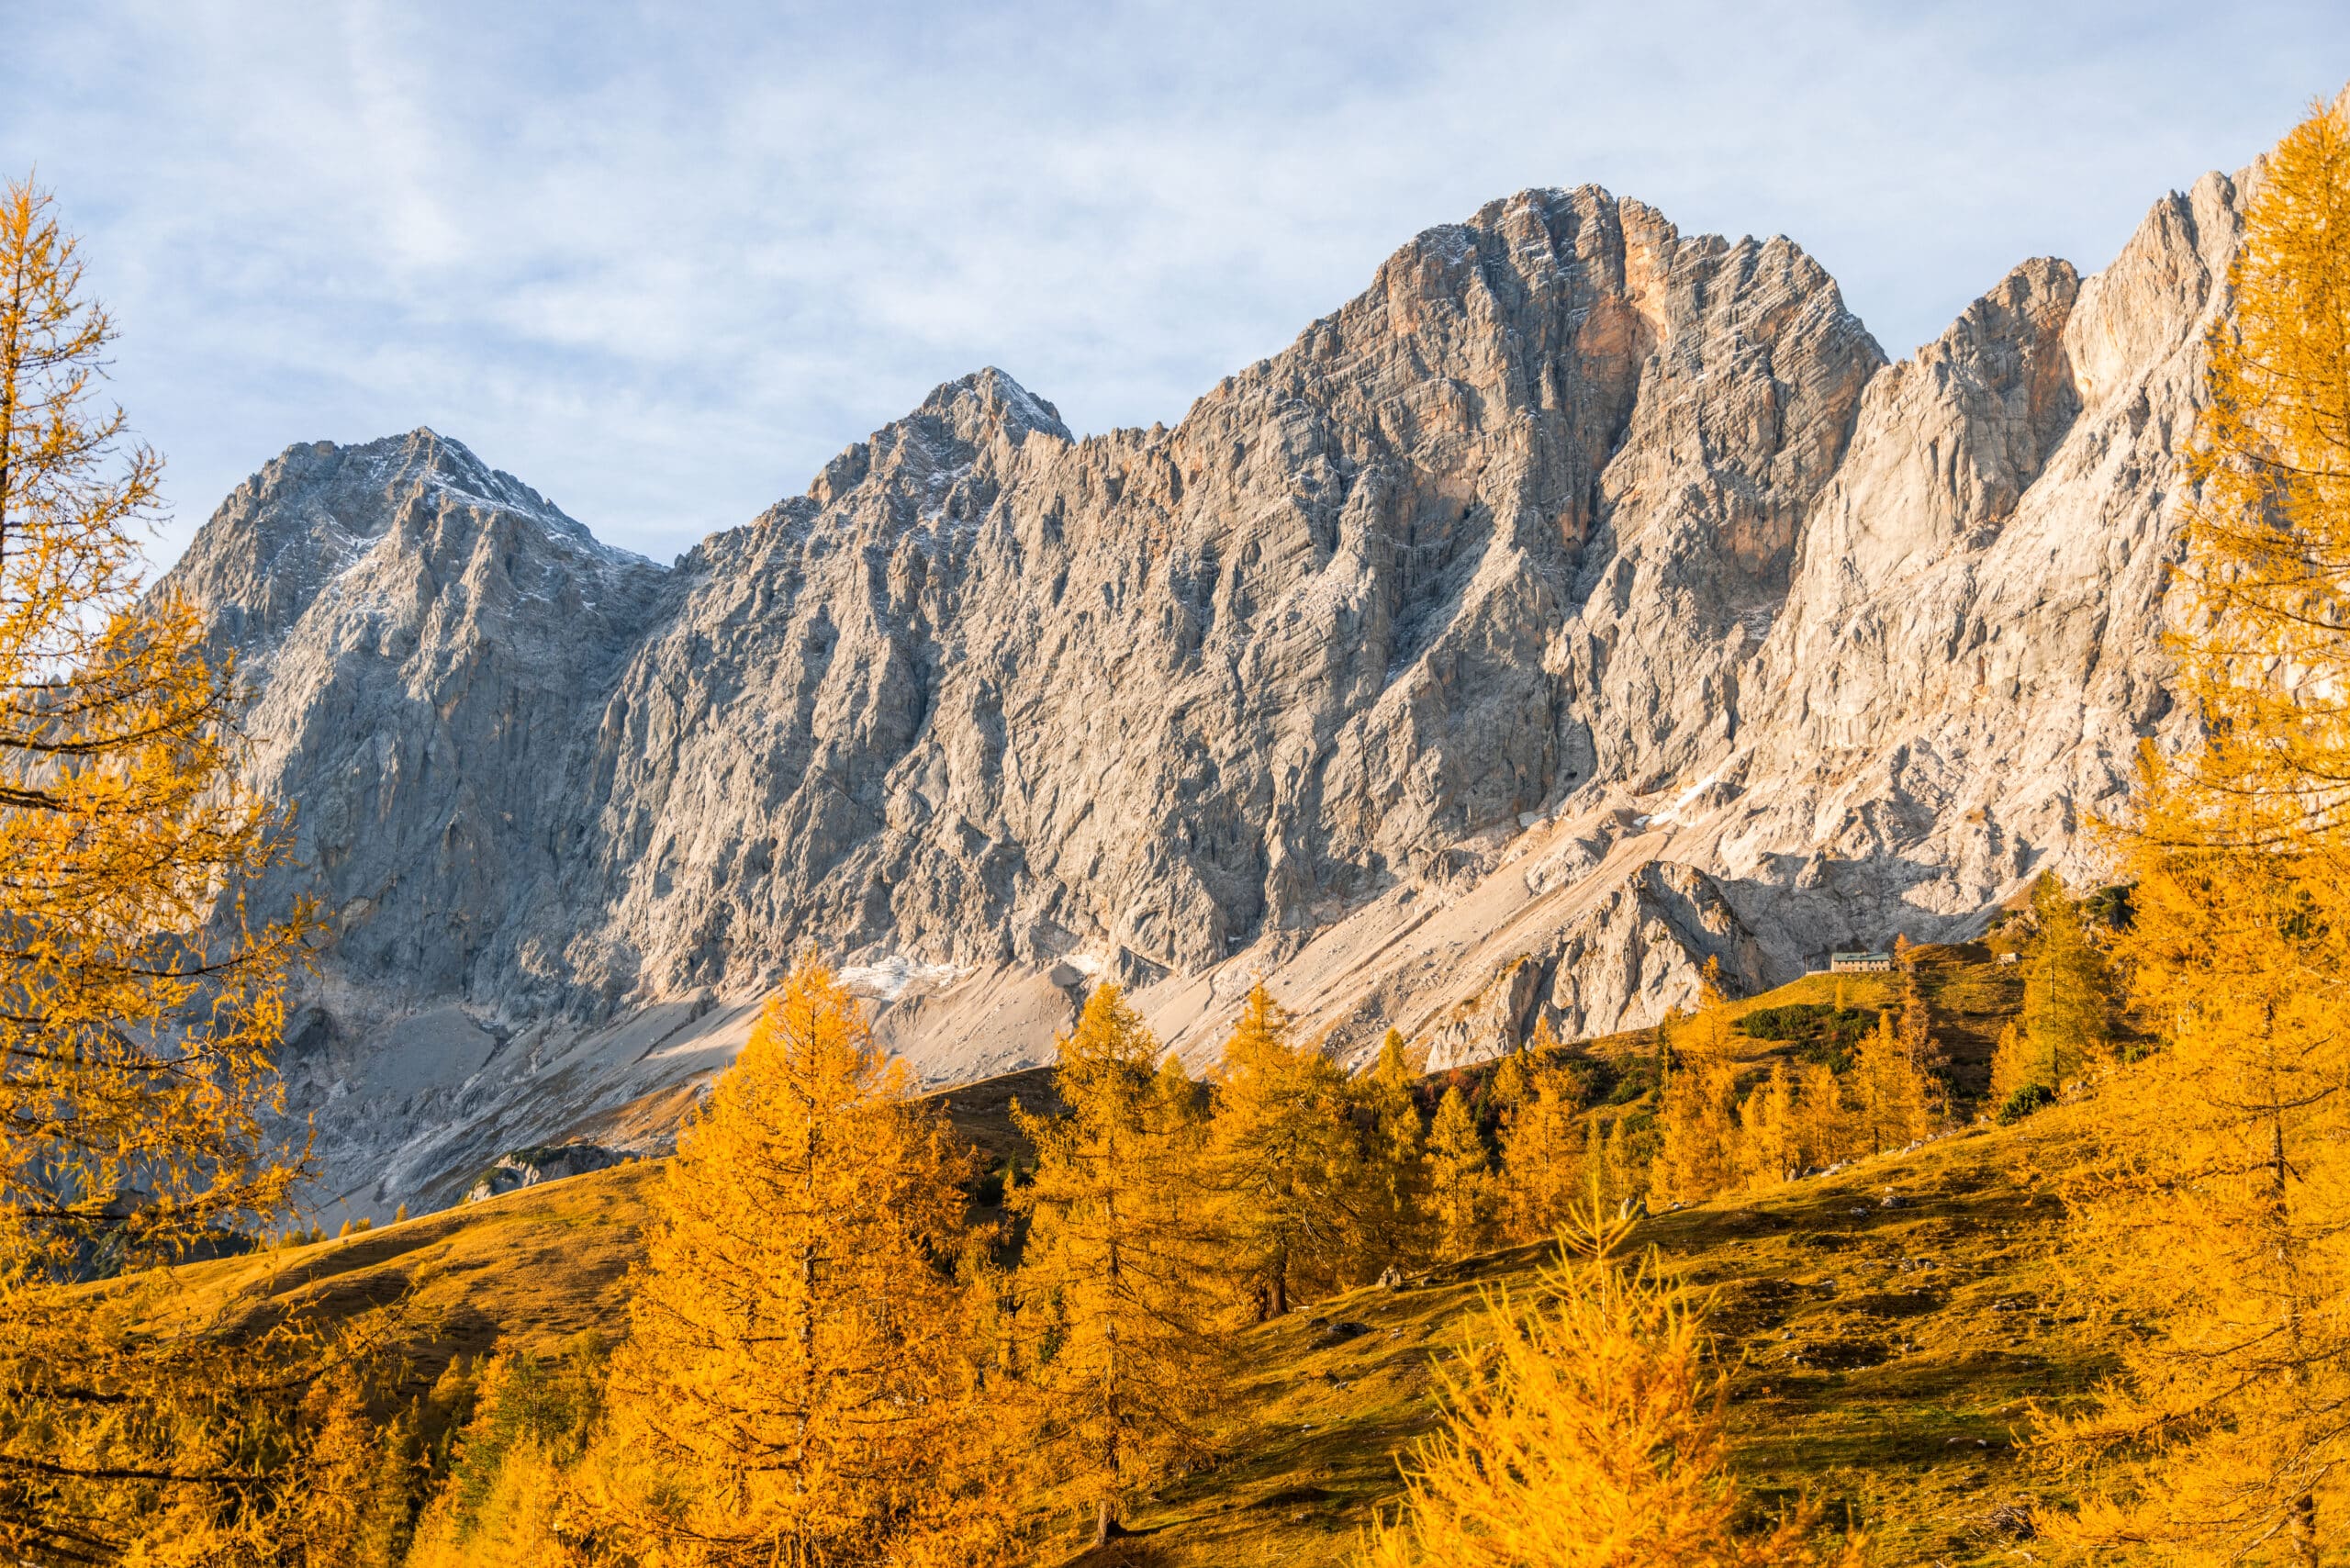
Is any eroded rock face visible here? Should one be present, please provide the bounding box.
[463,1142,636,1204]
[563,191,1883,1003]
[1407,857,1774,1071]
[160,173,2244,1214]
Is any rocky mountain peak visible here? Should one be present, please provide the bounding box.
[919,366,1071,447]
[162,158,2259,1219]
[163,428,655,660]
[807,367,1070,509]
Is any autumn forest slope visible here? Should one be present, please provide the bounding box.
[151,949,2090,1564]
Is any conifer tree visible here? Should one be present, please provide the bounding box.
[405,1348,604,1568]
[1602,1116,1646,1211]
[1012,984,1227,1549]
[1522,1016,1564,1061]
[1651,983,1740,1205]
[1212,984,1365,1316]
[2023,872,2109,1069]
[1502,1066,1586,1243]
[1986,1021,2038,1113]
[1485,1047,1534,1126]
[1893,939,1944,1081]
[1572,1113,1649,1216]
[2046,821,2350,1564]
[2147,95,2350,847]
[1360,1204,1860,1568]
[1574,1115,1612,1213]
[1991,873,2110,1105]
[1156,1044,1209,1132]
[0,176,308,1269]
[1851,1012,1937,1156]
[592,958,1010,1566]
[0,176,368,1565]
[1734,1063,1801,1189]
[1793,1062,1851,1172]
[1427,1086,1497,1260]
[2045,99,2350,1565]
[1359,1029,1432,1274]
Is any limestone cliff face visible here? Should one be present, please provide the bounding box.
[159,174,2241,1215]
[1711,172,2241,972]
[575,191,1881,1002]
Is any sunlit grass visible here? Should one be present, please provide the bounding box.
[142,958,2077,1565]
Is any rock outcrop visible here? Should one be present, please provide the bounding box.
[463,1142,638,1204]
[158,165,2246,1216]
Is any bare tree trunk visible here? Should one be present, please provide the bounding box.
[2269,1009,2319,1568]
[0,244,23,576]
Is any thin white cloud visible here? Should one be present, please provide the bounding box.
[5,0,2343,571]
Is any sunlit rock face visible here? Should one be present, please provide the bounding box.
[160,171,2243,1215]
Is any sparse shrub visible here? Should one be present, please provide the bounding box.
[1740,1002,1876,1073]
[1996,1082,2054,1124]
[1739,1002,1834,1041]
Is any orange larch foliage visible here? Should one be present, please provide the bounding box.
[0,175,354,1567]
[1211,983,1366,1316]
[1427,1084,1497,1261]
[590,957,1011,1566]
[1360,1204,1862,1568]
[1010,982,1226,1548]
[2049,98,2350,1566]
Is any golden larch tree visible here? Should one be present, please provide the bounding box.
[0,176,348,1565]
[2050,801,2350,1564]
[1483,1047,1534,1130]
[1792,1061,1853,1173]
[1211,983,1366,1316]
[1427,1084,1497,1261]
[1572,1113,1648,1216]
[1360,1204,1861,1568]
[404,1348,604,1568]
[2151,94,2350,848]
[1651,991,1741,1205]
[1012,983,1227,1549]
[1501,1061,1587,1243]
[591,957,1010,1566]
[2045,98,2350,1566]
[1850,1012,1939,1156]
[1358,1028,1432,1274]
[1734,1062,1801,1189]
[1892,940,1945,1083]
[1988,873,2110,1105]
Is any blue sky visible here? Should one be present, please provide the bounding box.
[6,2,2345,569]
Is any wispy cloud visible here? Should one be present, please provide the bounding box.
[6,1,2343,568]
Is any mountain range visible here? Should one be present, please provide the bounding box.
[160,162,2244,1218]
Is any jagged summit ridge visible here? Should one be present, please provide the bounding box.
[170,428,659,658]
[162,174,2239,1216]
